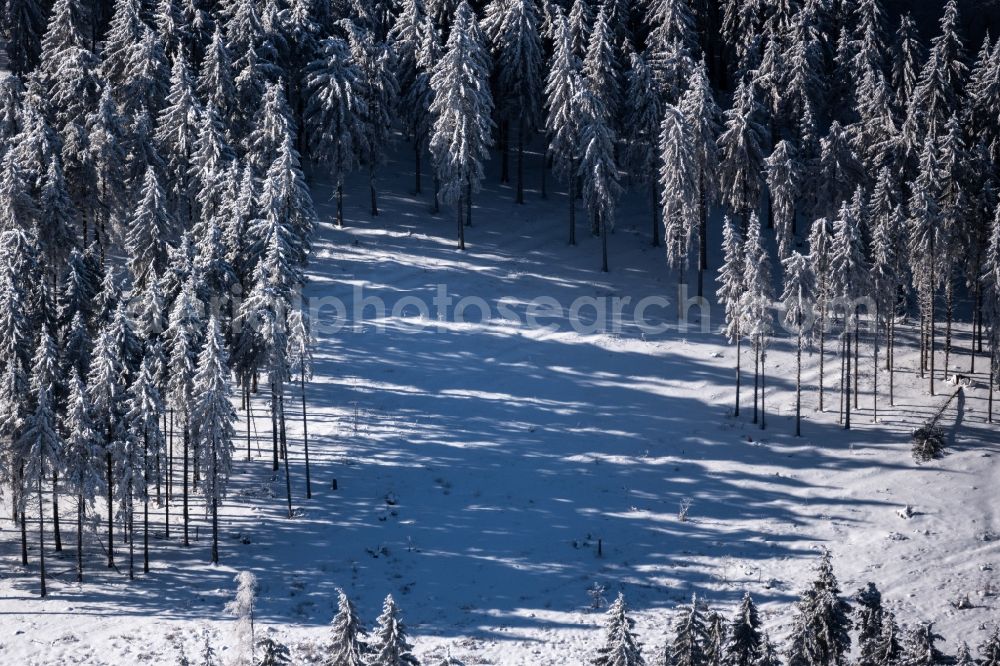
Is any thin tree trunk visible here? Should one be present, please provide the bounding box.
[839,336,846,424]
[500,119,509,184]
[283,434,293,519]
[601,212,608,272]
[414,143,422,195]
[166,409,171,539]
[735,334,741,417]
[457,197,465,250]
[106,449,114,566]
[433,177,440,214]
[128,487,134,580]
[369,166,378,216]
[752,341,759,424]
[183,420,190,547]
[873,304,879,423]
[930,278,936,396]
[819,306,826,412]
[246,386,251,460]
[301,374,311,500]
[271,383,279,471]
[541,150,547,199]
[650,185,660,247]
[77,492,84,583]
[795,330,802,436]
[52,471,61,552]
[945,280,953,380]
[568,161,576,245]
[516,120,525,204]
[853,310,859,409]
[889,317,895,406]
[144,431,149,573]
[38,474,46,597]
[337,181,344,228]
[698,173,707,299]
[845,331,852,430]
[760,347,766,430]
[466,182,472,226]
[212,497,219,564]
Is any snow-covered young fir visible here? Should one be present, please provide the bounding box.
[0,0,999,662]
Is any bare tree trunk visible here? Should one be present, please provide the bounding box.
[853,310,859,409]
[38,474,46,597]
[337,180,344,228]
[52,471,61,552]
[760,347,766,430]
[500,119,509,184]
[466,182,472,226]
[211,496,219,564]
[819,305,826,411]
[845,332,852,430]
[795,330,802,436]
[945,280,953,380]
[568,161,576,245]
[752,341,759,424]
[541,150,547,199]
[698,173,707,298]
[457,197,465,250]
[369,166,378,216]
[183,419,190,547]
[144,432,149,573]
[271,383,279,471]
[873,304,879,423]
[930,280,936,396]
[516,120,525,204]
[414,143,422,195]
[600,212,608,272]
[106,448,114,566]
[166,409,172,539]
[735,333,741,417]
[76,492,84,582]
[128,486,134,580]
[650,185,660,247]
[301,374,311,500]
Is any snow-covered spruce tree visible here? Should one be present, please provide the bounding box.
[305,36,367,227]
[624,49,663,247]
[3,0,46,75]
[341,20,398,216]
[816,122,865,222]
[428,0,494,249]
[38,0,101,132]
[564,0,591,60]
[369,594,420,666]
[165,274,203,546]
[979,629,1000,666]
[900,623,947,666]
[716,215,744,417]
[809,216,834,412]
[671,594,709,666]
[781,250,813,436]
[391,0,436,194]
[87,320,127,568]
[592,592,645,666]
[582,4,620,147]
[60,368,102,582]
[114,354,148,579]
[124,353,164,575]
[16,331,62,597]
[766,140,801,260]
[855,582,885,666]
[156,52,202,229]
[786,551,853,666]
[577,84,620,273]
[286,306,312,498]
[680,60,721,297]
[740,213,773,428]
[544,7,583,245]
[197,27,239,144]
[324,589,367,666]
[247,81,293,177]
[660,103,697,296]
[38,156,77,284]
[256,636,292,665]
[830,200,870,429]
[85,88,128,251]
[389,0,425,120]
[783,4,824,142]
[191,315,235,565]
[259,120,316,275]
[724,591,763,666]
[908,137,943,395]
[869,173,905,412]
[225,570,258,665]
[191,104,235,228]
[489,0,542,204]
[904,0,966,146]
[890,13,923,112]
[955,643,976,666]
[127,167,174,291]
[705,611,725,666]
[936,115,970,385]
[870,609,903,665]
[646,0,697,64]
[717,75,767,223]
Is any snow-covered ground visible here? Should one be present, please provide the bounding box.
[2,151,998,664]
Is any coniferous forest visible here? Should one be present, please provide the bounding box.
[2,0,1000,661]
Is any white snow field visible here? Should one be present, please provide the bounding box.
[1,152,998,664]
